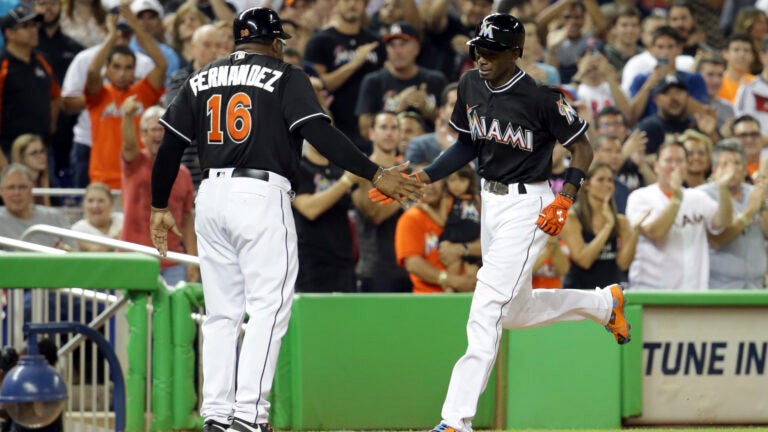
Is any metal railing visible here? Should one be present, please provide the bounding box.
[0,236,67,254]
[20,225,200,266]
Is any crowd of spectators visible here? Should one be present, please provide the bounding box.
[1,0,767,292]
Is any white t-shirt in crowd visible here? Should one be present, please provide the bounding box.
[626,184,722,290]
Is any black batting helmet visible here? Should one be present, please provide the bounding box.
[467,13,525,60]
[233,7,292,45]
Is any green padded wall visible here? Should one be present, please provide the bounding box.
[272,293,496,430]
[505,320,623,429]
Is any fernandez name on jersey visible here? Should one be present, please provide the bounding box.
[188,64,284,95]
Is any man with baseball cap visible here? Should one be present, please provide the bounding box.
[355,21,447,137]
[635,73,719,156]
[0,4,60,161]
[128,0,179,82]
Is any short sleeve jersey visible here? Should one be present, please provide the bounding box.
[160,51,330,182]
[449,69,588,184]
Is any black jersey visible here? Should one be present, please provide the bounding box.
[449,69,588,184]
[160,51,330,183]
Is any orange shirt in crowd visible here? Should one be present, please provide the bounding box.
[395,205,446,294]
[86,77,163,189]
[717,73,755,103]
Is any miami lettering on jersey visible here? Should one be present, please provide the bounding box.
[188,65,284,96]
[466,104,533,151]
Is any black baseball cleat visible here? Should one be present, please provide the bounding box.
[203,419,230,432]
[227,417,275,432]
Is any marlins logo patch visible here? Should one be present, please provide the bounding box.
[556,95,578,125]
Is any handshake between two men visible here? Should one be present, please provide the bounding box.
[369,161,428,206]
[369,161,575,237]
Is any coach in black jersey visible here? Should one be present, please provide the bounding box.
[411,14,632,432]
[148,8,421,432]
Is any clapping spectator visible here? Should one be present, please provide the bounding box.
[626,141,734,290]
[561,162,645,289]
[71,182,123,251]
[11,134,52,206]
[678,129,712,188]
[700,139,768,289]
[355,22,447,136]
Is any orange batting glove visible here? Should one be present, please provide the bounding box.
[368,172,423,205]
[535,193,573,236]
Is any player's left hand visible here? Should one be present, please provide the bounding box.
[150,207,182,257]
[535,193,573,236]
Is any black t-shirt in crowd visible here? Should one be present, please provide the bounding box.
[293,157,354,265]
[355,66,448,118]
[304,27,384,148]
[160,51,330,185]
[449,68,588,184]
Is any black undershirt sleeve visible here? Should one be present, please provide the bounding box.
[151,132,188,208]
[298,119,379,181]
[422,132,476,181]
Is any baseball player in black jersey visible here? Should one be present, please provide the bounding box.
[148,8,421,432]
[400,14,631,432]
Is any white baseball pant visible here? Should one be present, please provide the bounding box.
[440,181,614,432]
[195,168,297,425]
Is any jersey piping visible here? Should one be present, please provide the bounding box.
[159,118,192,143]
[288,112,331,132]
[484,69,526,93]
[560,120,589,147]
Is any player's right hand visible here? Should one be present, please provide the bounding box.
[150,206,182,257]
[535,193,573,236]
[371,162,424,207]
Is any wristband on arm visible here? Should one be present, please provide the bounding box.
[563,167,586,190]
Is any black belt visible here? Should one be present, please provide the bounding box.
[483,180,527,195]
[203,168,270,181]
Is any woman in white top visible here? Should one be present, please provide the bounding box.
[60,0,108,48]
[71,182,123,251]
